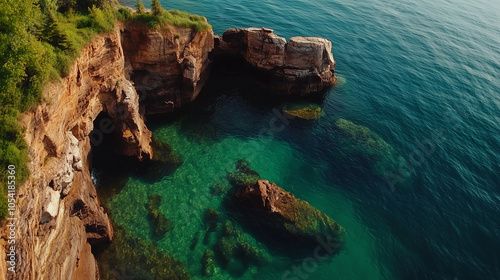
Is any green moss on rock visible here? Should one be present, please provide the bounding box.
[235,180,346,252]
[227,159,261,187]
[284,105,323,120]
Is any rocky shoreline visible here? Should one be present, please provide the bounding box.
[1,19,339,279]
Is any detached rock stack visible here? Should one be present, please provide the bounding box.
[214,27,337,95]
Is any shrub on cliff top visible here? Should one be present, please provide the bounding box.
[151,0,163,17]
[136,0,145,14]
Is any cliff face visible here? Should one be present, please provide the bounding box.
[9,27,152,280]
[1,21,214,279]
[122,24,214,114]
[214,27,337,95]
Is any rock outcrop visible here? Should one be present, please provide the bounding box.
[235,180,345,251]
[2,21,217,279]
[214,27,337,95]
[122,23,214,114]
[9,27,153,280]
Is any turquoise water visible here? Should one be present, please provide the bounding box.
[102,0,500,279]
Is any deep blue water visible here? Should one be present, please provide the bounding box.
[109,0,500,279]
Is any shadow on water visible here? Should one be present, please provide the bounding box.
[90,112,182,204]
[143,56,331,146]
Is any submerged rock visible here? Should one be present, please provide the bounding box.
[283,104,323,120]
[190,230,202,251]
[333,119,406,179]
[234,180,345,251]
[210,180,232,196]
[227,159,261,187]
[203,208,220,232]
[201,249,217,276]
[215,228,269,269]
[137,138,183,182]
[97,227,190,280]
[147,195,174,238]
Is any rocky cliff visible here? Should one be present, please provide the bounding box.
[214,27,337,95]
[122,24,214,115]
[1,21,214,280]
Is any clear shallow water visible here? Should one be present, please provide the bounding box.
[103,0,500,279]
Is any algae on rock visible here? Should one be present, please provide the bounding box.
[201,249,218,276]
[147,194,174,238]
[283,104,323,120]
[215,220,270,272]
[234,180,346,253]
[227,159,261,187]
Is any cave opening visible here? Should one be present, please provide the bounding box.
[89,111,136,203]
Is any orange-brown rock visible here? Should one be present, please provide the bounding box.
[234,180,345,250]
[122,23,214,114]
[0,20,216,279]
[214,27,337,95]
[8,26,153,280]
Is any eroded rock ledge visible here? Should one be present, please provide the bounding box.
[213,27,337,95]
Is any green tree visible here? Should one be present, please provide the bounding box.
[151,0,163,17]
[136,0,145,14]
[57,0,77,13]
[41,11,71,50]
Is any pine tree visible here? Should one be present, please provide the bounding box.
[151,0,163,17]
[42,11,71,50]
[136,0,145,14]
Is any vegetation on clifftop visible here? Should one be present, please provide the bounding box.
[0,0,210,219]
[128,0,211,31]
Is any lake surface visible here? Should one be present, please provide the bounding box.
[99,0,500,279]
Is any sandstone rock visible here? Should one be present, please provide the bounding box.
[214,27,337,95]
[244,27,286,70]
[101,78,153,160]
[122,23,214,114]
[235,180,345,250]
[12,27,134,280]
[40,187,60,224]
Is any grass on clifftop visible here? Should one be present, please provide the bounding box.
[125,9,211,31]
